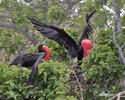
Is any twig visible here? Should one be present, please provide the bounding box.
[42,39,48,45]
[102,7,110,28]
[28,52,45,85]
[0,13,12,18]
[104,79,110,90]
[107,90,125,100]
[72,70,84,100]
[70,64,84,100]
[120,96,125,97]
[121,42,125,49]
[0,21,16,29]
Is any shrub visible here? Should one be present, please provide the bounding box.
[0,61,73,100]
[82,28,125,99]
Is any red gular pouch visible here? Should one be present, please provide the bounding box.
[42,45,50,60]
[81,38,93,58]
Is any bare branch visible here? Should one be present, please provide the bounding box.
[0,21,16,29]
[70,64,84,100]
[113,0,123,35]
[121,42,125,49]
[72,70,84,100]
[102,7,110,28]
[0,13,12,18]
[112,19,125,64]
[112,0,125,64]
[108,90,125,100]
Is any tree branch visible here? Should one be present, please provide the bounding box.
[108,90,125,100]
[112,0,125,64]
[72,70,84,100]
[102,7,110,28]
[0,21,16,29]
[0,13,12,18]
[113,0,123,35]
[121,42,125,49]
[112,19,125,64]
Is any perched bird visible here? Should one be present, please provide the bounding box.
[10,44,50,85]
[9,44,50,67]
[28,11,96,65]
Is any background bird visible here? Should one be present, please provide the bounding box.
[9,44,50,67]
[28,10,96,66]
[10,44,50,85]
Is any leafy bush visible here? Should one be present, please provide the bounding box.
[0,61,75,100]
[0,28,25,55]
[47,4,67,23]
[82,28,125,99]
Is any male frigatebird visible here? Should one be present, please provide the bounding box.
[28,11,96,65]
[10,44,50,67]
[10,44,50,85]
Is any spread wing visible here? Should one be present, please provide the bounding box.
[79,10,96,44]
[28,17,80,58]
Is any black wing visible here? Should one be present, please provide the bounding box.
[28,17,80,58]
[79,10,96,44]
[10,53,45,67]
[28,52,45,85]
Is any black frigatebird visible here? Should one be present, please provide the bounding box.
[28,11,96,65]
[10,44,50,85]
[10,44,50,67]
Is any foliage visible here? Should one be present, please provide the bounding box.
[82,28,125,99]
[0,0,125,99]
[47,4,67,23]
[0,27,25,55]
[0,61,76,100]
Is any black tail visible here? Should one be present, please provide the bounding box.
[79,10,96,44]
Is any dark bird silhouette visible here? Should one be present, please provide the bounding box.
[10,44,50,85]
[9,44,50,67]
[28,11,96,65]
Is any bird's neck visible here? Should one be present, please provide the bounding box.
[81,39,93,58]
[83,38,87,40]
[42,45,50,61]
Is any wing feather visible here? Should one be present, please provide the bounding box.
[79,10,96,44]
[28,17,80,58]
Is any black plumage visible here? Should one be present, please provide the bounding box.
[79,11,96,44]
[9,45,47,85]
[28,11,96,64]
[9,45,45,67]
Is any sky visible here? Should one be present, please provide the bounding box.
[0,0,124,15]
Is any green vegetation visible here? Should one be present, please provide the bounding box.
[0,0,125,99]
[0,61,73,100]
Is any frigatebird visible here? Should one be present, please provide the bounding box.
[10,44,50,85]
[28,11,96,65]
[9,44,50,67]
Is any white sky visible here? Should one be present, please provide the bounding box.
[0,0,124,15]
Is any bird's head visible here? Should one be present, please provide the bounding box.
[81,38,93,58]
[38,44,44,52]
[38,44,50,60]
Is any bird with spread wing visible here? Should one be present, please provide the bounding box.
[28,10,96,65]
